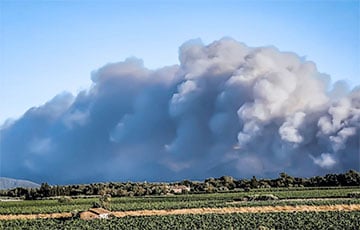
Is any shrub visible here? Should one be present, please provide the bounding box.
[241,194,279,201]
[58,196,72,203]
[348,192,360,198]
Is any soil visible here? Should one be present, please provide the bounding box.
[112,204,360,217]
[1,204,359,220]
[0,212,72,220]
[79,211,98,220]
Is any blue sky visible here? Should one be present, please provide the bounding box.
[0,0,359,124]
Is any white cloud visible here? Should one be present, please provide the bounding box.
[310,153,336,169]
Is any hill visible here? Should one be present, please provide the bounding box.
[0,177,40,190]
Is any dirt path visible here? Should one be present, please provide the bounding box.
[0,212,73,220]
[1,204,359,220]
[112,204,360,217]
[0,204,360,220]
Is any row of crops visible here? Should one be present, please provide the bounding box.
[1,211,359,229]
[1,187,359,214]
[1,197,360,215]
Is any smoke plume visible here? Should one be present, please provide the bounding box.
[1,38,359,184]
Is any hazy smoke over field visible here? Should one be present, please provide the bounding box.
[1,38,359,184]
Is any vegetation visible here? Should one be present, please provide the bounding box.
[348,192,360,198]
[1,170,359,200]
[240,194,279,201]
[92,193,111,210]
[1,187,360,214]
[1,211,359,229]
[57,196,72,204]
[0,171,359,229]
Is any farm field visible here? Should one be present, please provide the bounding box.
[0,187,360,229]
[1,187,360,215]
[1,211,359,229]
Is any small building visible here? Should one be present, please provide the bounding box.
[169,185,191,194]
[80,208,112,220]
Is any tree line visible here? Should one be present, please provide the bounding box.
[1,170,359,200]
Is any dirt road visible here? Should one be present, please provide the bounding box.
[112,204,360,217]
[1,204,359,220]
[0,212,73,220]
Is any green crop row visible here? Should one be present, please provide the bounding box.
[110,198,360,212]
[1,211,359,229]
[1,197,359,215]
[1,187,359,214]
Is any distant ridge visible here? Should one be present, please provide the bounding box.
[0,177,40,190]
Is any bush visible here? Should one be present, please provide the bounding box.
[242,194,279,201]
[91,194,111,210]
[244,187,251,192]
[348,192,360,198]
[92,201,101,208]
[58,196,72,203]
[71,209,80,218]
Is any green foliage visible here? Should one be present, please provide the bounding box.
[2,170,359,199]
[1,212,359,229]
[242,194,279,201]
[1,187,360,229]
[57,196,72,204]
[348,192,360,198]
[0,198,94,214]
[93,194,111,210]
[1,187,360,214]
[92,201,101,208]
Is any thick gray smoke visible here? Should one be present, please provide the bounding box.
[1,38,359,184]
